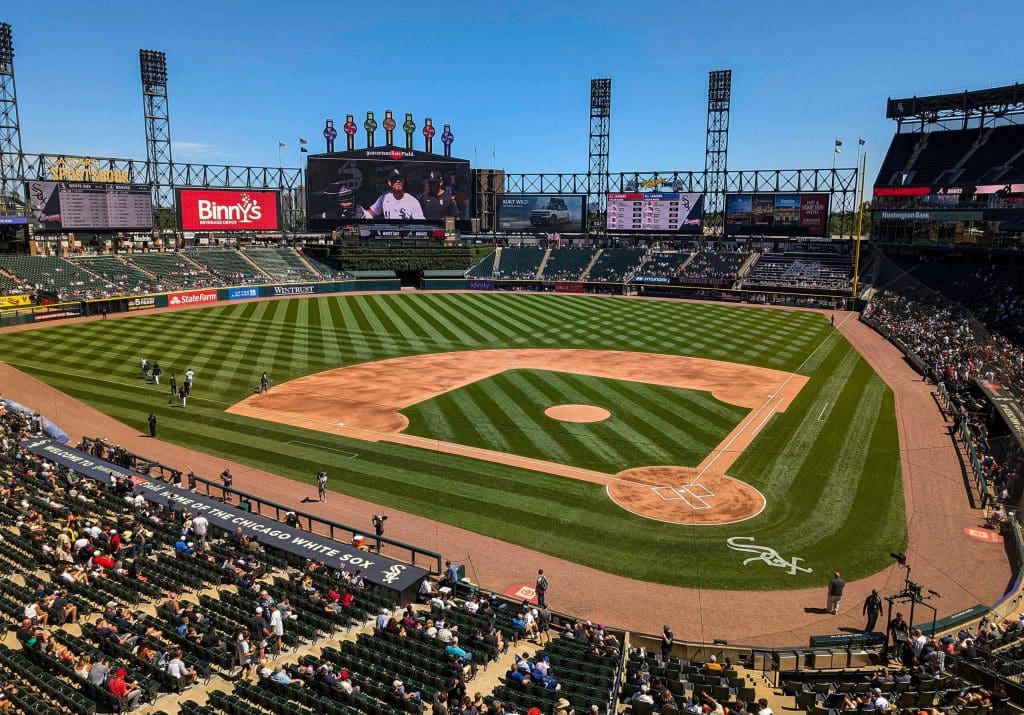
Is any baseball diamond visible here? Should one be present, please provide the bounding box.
[0,292,906,590]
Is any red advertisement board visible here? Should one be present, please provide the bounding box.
[167,289,218,307]
[177,188,281,231]
[797,194,829,234]
[554,282,585,293]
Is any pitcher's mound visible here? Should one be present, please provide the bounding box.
[608,466,765,525]
[544,404,611,423]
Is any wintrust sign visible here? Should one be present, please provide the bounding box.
[177,189,281,231]
[168,289,218,307]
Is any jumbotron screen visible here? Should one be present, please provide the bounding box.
[606,192,704,233]
[497,195,587,232]
[306,148,471,230]
[26,180,153,231]
[725,193,830,237]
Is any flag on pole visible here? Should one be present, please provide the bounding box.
[300,147,308,153]
[278,142,286,148]
[858,137,866,146]
[835,147,842,154]
[835,139,843,147]
[299,138,308,145]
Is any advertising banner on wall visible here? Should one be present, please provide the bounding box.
[725,193,830,236]
[168,289,219,307]
[0,295,32,308]
[227,286,260,301]
[176,188,281,231]
[127,296,158,311]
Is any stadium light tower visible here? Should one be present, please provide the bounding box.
[588,78,611,237]
[0,22,26,215]
[705,69,732,232]
[139,49,174,229]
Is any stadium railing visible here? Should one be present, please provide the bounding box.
[80,436,443,576]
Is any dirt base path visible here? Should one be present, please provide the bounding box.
[0,303,1011,645]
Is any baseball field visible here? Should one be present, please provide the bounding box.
[0,292,905,590]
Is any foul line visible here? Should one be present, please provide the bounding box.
[284,441,358,459]
[691,313,851,484]
[817,403,831,421]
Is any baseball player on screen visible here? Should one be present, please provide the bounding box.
[364,169,425,220]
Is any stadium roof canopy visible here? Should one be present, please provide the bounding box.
[886,83,1024,125]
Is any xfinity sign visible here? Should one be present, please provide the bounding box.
[177,188,281,231]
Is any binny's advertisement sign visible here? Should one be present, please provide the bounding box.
[177,188,281,231]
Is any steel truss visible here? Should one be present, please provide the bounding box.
[588,79,611,234]
[704,70,731,222]
[0,22,24,217]
[498,167,860,237]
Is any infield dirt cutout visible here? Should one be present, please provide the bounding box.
[228,349,807,525]
[544,404,612,423]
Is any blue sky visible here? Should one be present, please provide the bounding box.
[5,0,1023,185]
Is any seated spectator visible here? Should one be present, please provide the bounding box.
[107,667,142,711]
[166,649,196,688]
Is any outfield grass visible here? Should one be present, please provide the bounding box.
[0,293,905,589]
[402,369,750,474]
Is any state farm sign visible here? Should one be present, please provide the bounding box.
[177,188,281,231]
[168,289,218,307]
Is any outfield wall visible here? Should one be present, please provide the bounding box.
[0,278,402,326]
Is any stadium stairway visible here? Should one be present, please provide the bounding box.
[492,247,503,275]
[535,248,552,280]
[580,249,603,281]
[737,252,760,279]
[235,251,273,282]
[293,251,323,279]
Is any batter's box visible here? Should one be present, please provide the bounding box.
[651,485,686,501]
[650,485,713,509]
[681,482,714,497]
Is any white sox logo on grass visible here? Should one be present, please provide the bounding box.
[727,536,812,575]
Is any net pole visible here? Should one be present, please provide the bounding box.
[851,151,867,298]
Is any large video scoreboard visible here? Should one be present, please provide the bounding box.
[606,192,704,233]
[26,181,153,231]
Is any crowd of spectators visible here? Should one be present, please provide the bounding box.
[864,289,1024,400]
[863,287,1024,521]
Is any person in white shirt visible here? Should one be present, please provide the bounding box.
[364,170,425,220]
[464,596,479,614]
[190,515,209,550]
[269,605,284,654]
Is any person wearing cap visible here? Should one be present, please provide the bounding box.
[706,654,722,673]
[313,182,367,221]
[107,667,142,710]
[863,589,883,632]
[420,169,460,220]
[365,169,425,220]
[247,607,271,664]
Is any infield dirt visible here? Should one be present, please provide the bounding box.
[227,348,805,524]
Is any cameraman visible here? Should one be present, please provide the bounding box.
[372,514,388,554]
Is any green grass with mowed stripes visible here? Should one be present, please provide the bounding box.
[0,293,905,589]
[402,370,749,474]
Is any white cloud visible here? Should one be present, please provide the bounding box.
[172,141,219,156]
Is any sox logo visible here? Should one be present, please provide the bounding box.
[381,564,407,585]
[726,536,812,575]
